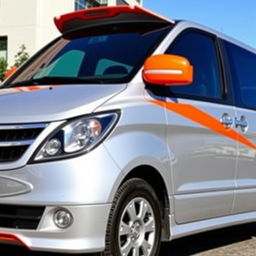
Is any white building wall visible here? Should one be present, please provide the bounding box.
[0,0,142,66]
[0,0,74,66]
[0,0,37,66]
[35,0,74,54]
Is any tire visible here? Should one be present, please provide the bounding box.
[102,178,162,256]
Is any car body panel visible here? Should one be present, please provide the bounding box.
[0,84,126,123]
[0,145,122,205]
[164,99,237,223]
[97,86,172,195]
[233,107,256,214]
[0,204,111,253]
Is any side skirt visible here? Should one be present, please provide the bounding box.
[168,211,256,240]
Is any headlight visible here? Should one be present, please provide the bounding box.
[32,112,119,162]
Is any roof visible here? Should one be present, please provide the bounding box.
[54,5,174,34]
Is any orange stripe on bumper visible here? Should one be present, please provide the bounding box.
[0,233,30,250]
[149,100,256,150]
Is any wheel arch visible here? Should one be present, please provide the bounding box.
[121,165,171,240]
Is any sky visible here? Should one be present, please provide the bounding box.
[143,0,256,49]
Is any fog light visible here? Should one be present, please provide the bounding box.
[54,209,73,229]
[45,139,61,156]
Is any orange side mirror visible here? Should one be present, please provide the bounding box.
[4,66,18,80]
[143,54,193,86]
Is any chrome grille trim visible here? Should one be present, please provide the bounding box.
[0,123,48,163]
[0,123,48,130]
[0,140,34,147]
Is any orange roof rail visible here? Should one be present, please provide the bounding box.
[54,5,173,34]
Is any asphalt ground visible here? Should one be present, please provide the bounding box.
[1,223,256,255]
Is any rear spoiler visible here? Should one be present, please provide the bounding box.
[54,5,174,34]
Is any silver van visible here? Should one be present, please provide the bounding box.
[1,5,256,256]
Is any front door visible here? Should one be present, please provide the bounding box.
[164,30,237,223]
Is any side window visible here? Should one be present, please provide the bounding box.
[224,41,256,109]
[165,31,222,100]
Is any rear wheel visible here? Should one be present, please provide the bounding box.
[102,178,162,256]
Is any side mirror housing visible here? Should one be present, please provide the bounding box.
[143,54,193,86]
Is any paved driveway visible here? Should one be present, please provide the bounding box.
[1,223,256,255]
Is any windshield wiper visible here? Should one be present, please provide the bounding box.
[7,76,116,87]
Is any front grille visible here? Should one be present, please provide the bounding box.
[0,204,45,230]
[0,146,27,163]
[0,124,47,163]
[0,128,42,141]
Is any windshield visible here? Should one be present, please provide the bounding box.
[5,23,172,87]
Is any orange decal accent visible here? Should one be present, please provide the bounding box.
[4,66,18,80]
[0,86,56,96]
[149,100,256,150]
[15,88,24,92]
[0,233,30,250]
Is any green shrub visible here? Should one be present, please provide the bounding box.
[0,57,8,81]
[14,44,29,67]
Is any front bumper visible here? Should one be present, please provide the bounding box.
[0,204,111,253]
[0,145,123,253]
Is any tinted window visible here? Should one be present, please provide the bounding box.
[224,41,256,109]
[6,23,172,87]
[166,31,222,100]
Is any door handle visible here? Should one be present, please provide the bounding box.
[235,116,248,132]
[220,113,233,129]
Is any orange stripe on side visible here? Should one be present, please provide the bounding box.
[149,100,256,151]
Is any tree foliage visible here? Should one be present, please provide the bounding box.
[0,57,8,81]
[14,44,29,67]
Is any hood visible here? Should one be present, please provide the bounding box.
[0,84,126,123]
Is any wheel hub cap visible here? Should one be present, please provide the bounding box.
[118,197,156,256]
[130,222,141,240]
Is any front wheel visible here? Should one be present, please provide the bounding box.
[103,178,162,256]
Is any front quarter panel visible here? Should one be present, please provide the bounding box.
[98,88,172,198]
